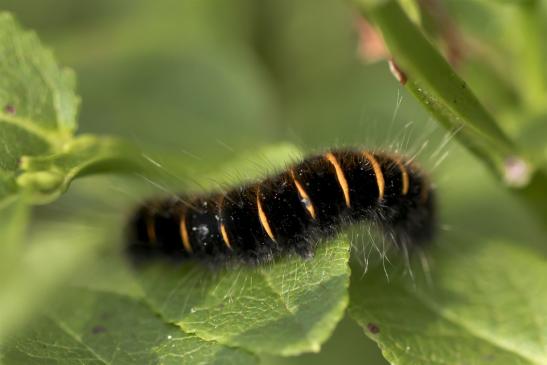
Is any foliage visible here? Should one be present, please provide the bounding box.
[0,1,545,364]
[136,236,349,356]
[3,288,256,365]
[350,236,546,365]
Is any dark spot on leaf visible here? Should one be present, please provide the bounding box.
[367,323,380,334]
[91,325,107,334]
[4,104,16,115]
[482,353,495,361]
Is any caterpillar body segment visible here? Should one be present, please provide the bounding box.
[128,149,436,263]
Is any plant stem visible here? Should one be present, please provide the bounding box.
[516,0,546,114]
[516,170,547,230]
[355,0,547,228]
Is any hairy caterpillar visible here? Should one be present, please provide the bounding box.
[127,148,436,264]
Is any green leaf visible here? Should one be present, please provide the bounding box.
[129,143,349,356]
[0,224,111,342]
[0,13,142,207]
[0,11,76,175]
[0,12,79,140]
[135,235,350,356]
[349,236,547,365]
[2,287,257,365]
[202,143,303,187]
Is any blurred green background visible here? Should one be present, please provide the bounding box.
[1,0,544,364]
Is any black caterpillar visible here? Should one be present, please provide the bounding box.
[127,149,436,264]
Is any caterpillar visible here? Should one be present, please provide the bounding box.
[127,148,436,264]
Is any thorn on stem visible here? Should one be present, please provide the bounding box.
[388,59,407,86]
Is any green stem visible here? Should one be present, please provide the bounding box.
[355,0,547,228]
[516,170,547,230]
[516,0,546,113]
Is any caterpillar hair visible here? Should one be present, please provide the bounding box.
[127,148,437,264]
